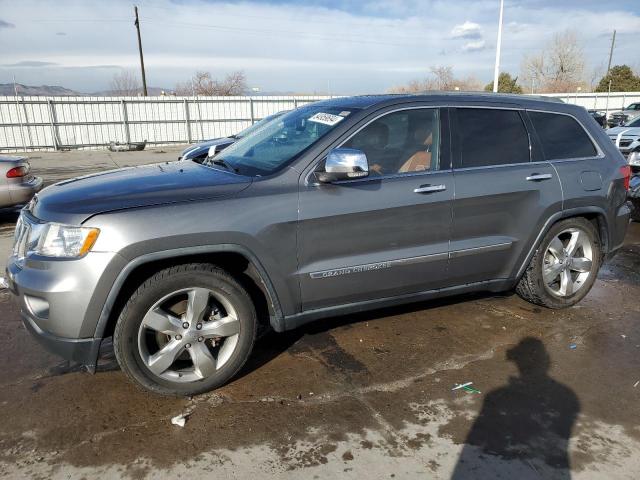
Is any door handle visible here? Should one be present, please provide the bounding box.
[526,173,553,181]
[414,184,447,194]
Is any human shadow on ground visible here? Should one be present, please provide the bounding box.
[451,337,580,480]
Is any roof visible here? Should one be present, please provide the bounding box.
[311,92,566,110]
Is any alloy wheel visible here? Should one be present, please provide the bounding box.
[542,227,594,298]
[137,287,240,383]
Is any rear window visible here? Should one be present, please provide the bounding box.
[529,112,597,160]
[456,108,530,168]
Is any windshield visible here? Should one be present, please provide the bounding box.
[626,116,640,127]
[233,111,287,139]
[203,105,358,176]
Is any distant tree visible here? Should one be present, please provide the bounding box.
[595,65,640,92]
[109,69,141,96]
[521,30,585,93]
[484,72,523,94]
[388,66,481,93]
[176,71,247,96]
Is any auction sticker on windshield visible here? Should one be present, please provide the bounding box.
[308,112,344,126]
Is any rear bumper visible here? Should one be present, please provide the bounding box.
[607,202,632,258]
[6,176,43,206]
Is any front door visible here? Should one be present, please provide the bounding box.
[297,107,454,311]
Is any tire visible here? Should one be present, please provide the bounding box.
[631,199,640,222]
[114,263,257,396]
[516,217,601,309]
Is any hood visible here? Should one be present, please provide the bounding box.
[180,137,234,157]
[607,126,640,137]
[31,161,251,224]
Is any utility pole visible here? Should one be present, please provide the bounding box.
[606,29,616,78]
[134,6,148,96]
[492,0,504,93]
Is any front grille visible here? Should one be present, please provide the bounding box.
[619,139,633,148]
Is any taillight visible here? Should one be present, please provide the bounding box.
[620,165,631,191]
[6,165,29,178]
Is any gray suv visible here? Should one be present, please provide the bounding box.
[5,94,631,396]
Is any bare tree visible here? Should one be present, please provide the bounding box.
[521,31,585,93]
[109,69,142,96]
[176,71,247,96]
[388,66,481,93]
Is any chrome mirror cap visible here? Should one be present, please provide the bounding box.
[317,148,369,183]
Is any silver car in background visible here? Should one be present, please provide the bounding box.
[0,156,43,208]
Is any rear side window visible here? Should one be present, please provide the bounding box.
[529,112,597,160]
[456,108,530,168]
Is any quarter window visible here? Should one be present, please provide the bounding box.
[342,108,440,175]
[455,108,530,168]
[529,111,597,160]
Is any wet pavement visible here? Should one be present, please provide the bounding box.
[0,150,639,479]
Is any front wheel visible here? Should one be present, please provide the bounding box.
[516,218,601,309]
[114,264,257,396]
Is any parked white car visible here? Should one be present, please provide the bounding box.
[608,116,640,171]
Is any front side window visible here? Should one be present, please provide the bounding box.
[455,108,530,168]
[205,105,358,176]
[529,111,597,160]
[342,108,440,175]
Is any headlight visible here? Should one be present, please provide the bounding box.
[34,224,100,258]
[630,151,640,166]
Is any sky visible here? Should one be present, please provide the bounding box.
[0,0,639,94]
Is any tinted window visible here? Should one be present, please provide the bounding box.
[343,108,440,175]
[529,111,597,160]
[456,108,530,168]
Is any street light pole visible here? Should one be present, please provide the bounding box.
[492,0,504,93]
[134,6,148,96]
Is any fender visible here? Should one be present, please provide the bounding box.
[93,244,286,342]
[515,206,610,280]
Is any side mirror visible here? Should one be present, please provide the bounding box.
[316,148,369,183]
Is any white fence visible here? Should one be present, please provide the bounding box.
[0,95,330,152]
[1,92,639,152]
[542,91,640,111]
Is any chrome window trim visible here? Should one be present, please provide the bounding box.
[525,108,605,161]
[305,104,447,186]
[453,160,550,173]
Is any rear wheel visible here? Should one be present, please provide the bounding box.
[516,218,601,309]
[114,264,257,396]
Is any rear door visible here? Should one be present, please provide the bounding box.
[297,106,453,311]
[448,106,563,285]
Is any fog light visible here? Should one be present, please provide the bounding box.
[25,295,50,319]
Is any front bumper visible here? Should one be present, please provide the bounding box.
[5,250,122,366]
[20,308,102,365]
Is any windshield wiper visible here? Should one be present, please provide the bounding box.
[212,158,239,173]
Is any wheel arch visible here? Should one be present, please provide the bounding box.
[515,206,609,282]
[94,245,286,344]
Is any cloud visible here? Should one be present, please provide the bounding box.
[450,21,483,40]
[462,40,486,52]
[2,60,58,67]
[0,19,15,28]
[56,32,66,36]
[0,0,639,94]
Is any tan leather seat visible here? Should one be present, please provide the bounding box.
[399,131,433,173]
